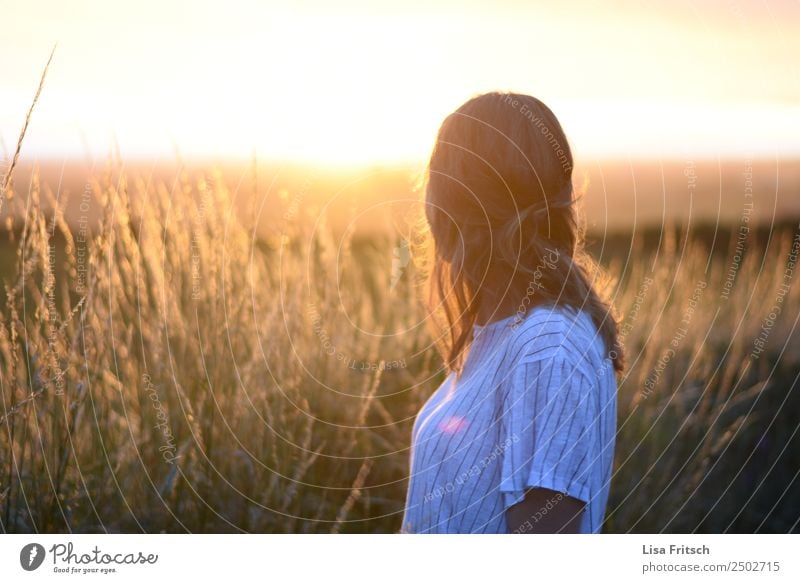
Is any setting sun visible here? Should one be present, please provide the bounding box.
[2,0,799,165]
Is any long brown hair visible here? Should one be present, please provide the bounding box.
[422,92,624,375]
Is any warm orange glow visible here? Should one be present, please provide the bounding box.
[2,1,799,165]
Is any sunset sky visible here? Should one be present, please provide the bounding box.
[2,0,799,166]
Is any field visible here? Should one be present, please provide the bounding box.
[0,158,799,534]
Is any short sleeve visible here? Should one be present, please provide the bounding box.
[498,355,598,510]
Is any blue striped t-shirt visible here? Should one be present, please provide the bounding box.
[401,304,618,533]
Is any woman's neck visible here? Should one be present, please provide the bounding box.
[475,288,521,326]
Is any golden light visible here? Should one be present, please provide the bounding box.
[1,1,799,166]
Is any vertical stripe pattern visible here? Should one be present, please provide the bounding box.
[401,304,618,533]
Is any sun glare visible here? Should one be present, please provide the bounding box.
[1,1,799,165]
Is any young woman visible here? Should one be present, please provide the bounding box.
[402,92,623,534]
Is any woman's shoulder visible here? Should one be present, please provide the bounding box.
[504,304,604,376]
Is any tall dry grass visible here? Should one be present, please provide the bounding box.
[0,159,798,533]
[0,158,433,532]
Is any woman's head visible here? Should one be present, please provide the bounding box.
[423,91,623,374]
